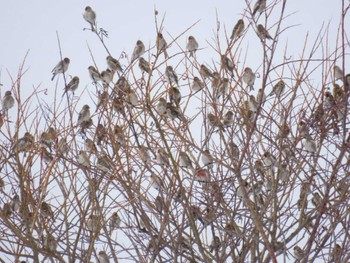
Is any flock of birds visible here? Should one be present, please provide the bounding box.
[1,0,349,262]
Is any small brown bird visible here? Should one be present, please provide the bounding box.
[257,88,266,105]
[139,57,151,74]
[78,150,90,168]
[88,65,101,83]
[303,135,316,153]
[221,55,235,77]
[63,76,79,96]
[209,236,221,252]
[2,91,15,111]
[101,69,113,85]
[333,65,343,81]
[139,146,151,164]
[192,77,205,92]
[262,151,276,167]
[157,97,167,115]
[43,234,57,251]
[83,6,96,31]
[41,202,54,220]
[156,148,170,166]
[324,91,335,111]
[0,113,3,129]
[131,40,145,62]
[156,32,169,59]
[257,24,272,40]
[222,111,234,127]
[12,132,34,153]
[150,174,164,191]
[169,87,181,105]
[77,105,90,125]
[187,36,199,57]
[165,66,179,86]
[106,55,122,73]
[269,80,286,97]
[87,214,100,233]
[195,169,211,182]
[51,57,70,81]
[252,0,266,16]
[228,141,240,160]
[97,155,113,173]
[293,246,306,260]
[216,78,229,99]
[179,151,192,169]
[242,67,255,91]
[85,138,97,153]
[202,149,214,167]
[109,212,121,231]
[231,19,245,40]
[125,88,139,106]
[200,64,214,79]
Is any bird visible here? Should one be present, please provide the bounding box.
[165,66,179,86]
[262,151,276,167]
[98,251,110,263]
[257,24,273,40]
[2,91,15,111]
[101,69,113,85]
[10,194,20,212]
[96,155,113,173]
[138,57,151,74]
[311,192,322,207]
[156,148,170,166]
[228,141,240,160]
[43,235,57,251]
[324,91,335,111]
[242,67,255,91]
[51,57,70,81]
[257,88,266,105]
[87,214,100,233]
[216,78,229,99]
[41,202,54,220]
[131,40,145,63]
[221,55,235,77]
[150,174,164,191]
[333,83,344,102]
[199,64,214,79]
[303,135,316,153]
[57,137,68,153]
[78,150,90,168]
[236,180,249,199]
[190,205,205,224]
[106,55,122,73]
[63,76,79,97]
[85,138,97,154]
[179,151,192,169]
[230,19,245,40]
[293,246,306,260]
[12,132,34,153]
[248,95,258,112]
[298,120,310,138]
[139,146,151,164]
[209,236,221,252]
[157,98,167,115]
[77,105,90,125]
[156,33,169,59]
[333,65,343,81]
[192,77,205,92]
[202,149,214,167]
[88,66,101,83]
[169,87,181,105]
[83,6,96,31]
[187,36,199,57]
[331,244,342,263]
[252,0,266,16]
[269,80,286,97]
[109,212,121,232]
[222,111,234,127]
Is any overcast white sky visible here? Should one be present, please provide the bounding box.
[0,1,342,106]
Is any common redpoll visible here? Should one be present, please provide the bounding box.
[97,155,113,173]
[106,55,122,73]
[139,57,151,74]
[293,246,306,260]
[179,151,192,169]
[12,132,34,153]
[2,91,15,111]
[195,168,211,182]
[83,6,96,31]
[156,148,170,166]
[257,88,266,105]
[192,77,205,92]
[41,202,54,220]
[88,65,101,83]
[64,76,79,96]
[190,205,205,224]
[311,192,322,207]
[77,105,90,125]
[156,33,169,59]
[331,244,342,263]
[222,111,234,127]
[257,24,272,40]
[151,174,164,191]
[165,66,179,86]
[109,212,121,231]
[236,180,249,199]
[230,19,245,40]
[333,65,343,81]
[139,145,151,163]
[221,55,235,77]
[157,97,167,115]
[78,150,90,168]
[252,0,266,16]
[248,95,258,112]
[209,236,221,252]
[269,80,285,97]
[228,141,240,160]
[187,36,198,57]
[169,87,181,105]
[200,64,214,79]
[202,149,214,167]
[262,151,276,167]
[216,78,229,99]
[101,69,113,85]
[87,214,100,232]
[10,194,20,212]
[85,138,97,154]
[131,40,145,63]
[51,57,70,81]
[43,234,57,251]
[242,67,255,91]
[125,88,139,106]
[323,91,335,111]
[303,135,316,153]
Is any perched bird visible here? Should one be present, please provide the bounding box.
[187,36,199,57]
[57,137,68,153]
[200,64,214,79]
[85,138,97,153]
[43,234,57,251]
[155,195,164,215]
[114,124,125,146]
[166,103,183,120]
[157,97,167,115]
[269,80,286,97]
[298,120,309,138]
[262,151,276,167]
[78,150,90,168]
[169,87,181,105]
[179,151,192,169]
[51,57,70,81]
[88,66,101,83]
[156,32,169,59]
[254,160,264,176]
[194,168,211,182]
[150,174,164,191]
[10,195,20,212]
[252,0,266,16]
[222,111,234,127]
[41,202,54,220]
[333,83,344,102]
[221,55,235,77]
[101,69,113,85]
[96,124,108,146]
[106,55,122,73]
[293,246,306,260]
[96,155,113,173]
[202,149,214,167]
[257,88,266,105]
[165,66,179,86]
[228,141,240,160]
[277,163,289,183]
[139,57,151,74]
[248,95,258,112]
[83,6,96,31]
[303,135,316,153]
[216,78,229,99]
[192,77,205,92]
[242,67,256,91]
[156,148,170,166]
[331,244,342,263]
[211,72,221,90]
[209,236,221,252]
[190,205,205,224]
[333,65,343,81]
[230,19,245,40]
[311,192,322,207]
[77,105,90,125]
[12,132,34,153]
[139,146,151,164]
[236,180,249,199]
[2,91,15,111]
[323,91,335,111]
[63,76,79,96]
[87,214,100,233]
[257,24,273,40]
[40,147,53,164]
[125,88,139,106]
[131,40,145,63]
[109,212,121,231]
